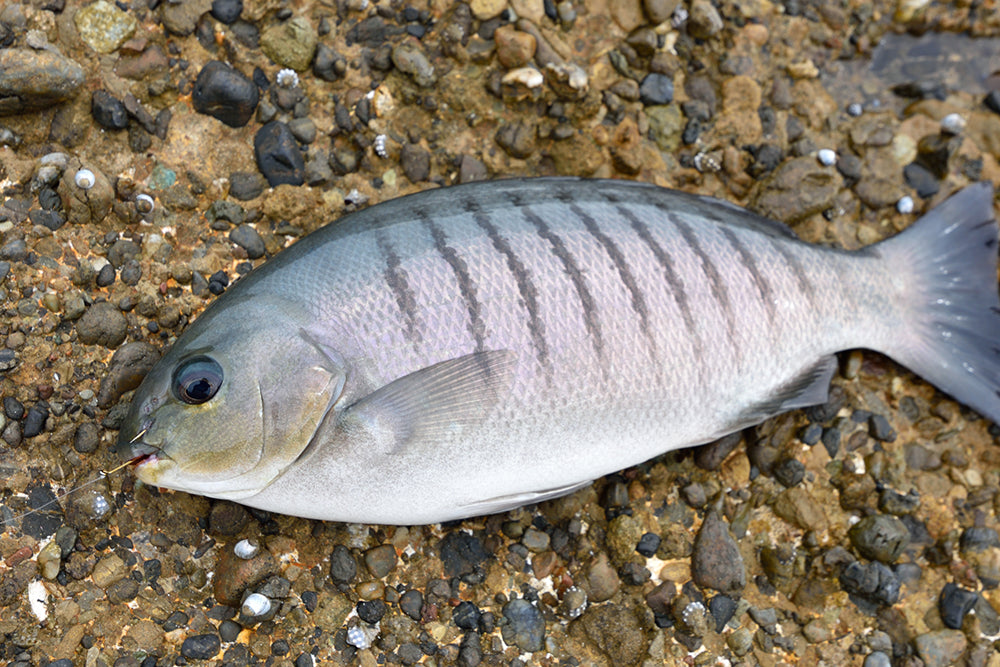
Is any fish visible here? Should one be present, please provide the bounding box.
[116,178,1000,524]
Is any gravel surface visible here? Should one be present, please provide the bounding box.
[2,0,1000,666]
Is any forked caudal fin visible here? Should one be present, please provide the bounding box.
[875,182,1000,424]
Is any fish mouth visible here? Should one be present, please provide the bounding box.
[116,416,164,465]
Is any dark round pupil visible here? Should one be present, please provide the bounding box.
[173,357,223,405]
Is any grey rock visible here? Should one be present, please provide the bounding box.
[97,341,160,407]
[439,531,487,578]
[914,630,967,667]
[849,514,909,563]
[73,422,100,454]
[502,599,544,652]
[181,634,221,661]
[691,510,746,593]
[687,0,723,39]
[392,39,436,87]
[938,583,978,629]
[0,239,27,262]
[400,143,431,182]
[76,302,128,348]
[364,544,397,578]
[329,545,357,583]
[862,651,891,667]
[495,121,537,159]
[230,225,265,259]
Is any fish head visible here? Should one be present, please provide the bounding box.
[116,296,346,500]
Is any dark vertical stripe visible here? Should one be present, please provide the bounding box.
[674,219,742,362]
[615,204,704,363]
[418,208,487,353]
[465,200,552,381]
[770,238,818,307]
[719,227,777,326]
[572,203,658,363]
[375,231,423,348]
[510,193,607,370]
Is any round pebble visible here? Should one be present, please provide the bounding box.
[91,91,129,130]
[230,225,266,259]
[181,634,221,660]
[849,514,909,563]
[191,60,260,129]
[639,73,674,105]
[356,599,386,624]
[254,121,305,186]
[502,599,545,652]
[210,0,242,24]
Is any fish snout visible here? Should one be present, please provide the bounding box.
[116,417,159,461]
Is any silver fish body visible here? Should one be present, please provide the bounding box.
[117,178,1000,524]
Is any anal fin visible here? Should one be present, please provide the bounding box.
[737,356,838,425]
[457,480,593,517]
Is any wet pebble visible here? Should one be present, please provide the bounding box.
[439,531,486,578]
[254,121,305,186]
[903,162,939,199]
[709,594,737,631]
[586,553,620,602]
[0,47,83,114]
[211,0,242,24]
[849,514,909,563]
[356,599,386,624]
[863,651,891,667]
[260,17,317,71]
[502,599,545,652]
[399,589,422,620]
[230,172,267,200]
[3,397,24,421]
[91,91,128,130]
[97,341,160,407]
[1,239,27,262]
[639,73,674,105]
[400,143,431,183]
[213,545,279,606]
[691,511,745,593]
[636,532,660,557]
[329,545,357,583]
[181,634,221,661]
[521,527,550,553]
[73,422,100,454]
[22,404,48,438]
[773,458,805,487]
[230,225,265,259]
[313,44,347,81]
[392,39,436,87]
[687,0,723,39]
[727,626,753,655]
[192,61,259,128]
[839,560,901,607]
[453,600,481,630]
[914,629,967,667]
[938,583,978,629]
[288,117,317,144]
[364,544,397,578]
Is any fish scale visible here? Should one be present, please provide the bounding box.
[117,178,1000,524]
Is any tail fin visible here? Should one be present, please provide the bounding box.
[876,182,1000,423]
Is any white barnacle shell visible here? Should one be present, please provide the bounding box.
[374,134,388,159]
[682,600,706,626]
[276,68,299,88]
[817,148,837,166]
[74,169,95,189]
[346,625,371,649]
[896,196,915,214]
[241,593,272,617]
[672,6,689,27]
[135,193,155,214]
[693,150,721,173]
[233,539,259,560]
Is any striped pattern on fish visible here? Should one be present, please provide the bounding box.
[116,178,1000,524]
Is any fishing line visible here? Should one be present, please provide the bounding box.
[0,429,149,532]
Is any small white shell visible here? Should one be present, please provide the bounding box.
[234,539,259,559]
[940,113,965,135]
[241,593,271,617]
[374,134,388,159]
[672,7,689,27]
[276,68,299,88]
[135,194,155,214]
[74,169,95,189]
[501,67,544,89]
[896,196,915,214]
[817,148,837,166]
[847,103,863,117]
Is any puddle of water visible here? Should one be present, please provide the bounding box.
[822,31,1000,109]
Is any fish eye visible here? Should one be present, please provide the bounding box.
[172,356,224,405]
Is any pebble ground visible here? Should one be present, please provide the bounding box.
[1,0,1000,666]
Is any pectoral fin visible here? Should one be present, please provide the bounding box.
[457,480,593,517]
[341,350,517,454]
